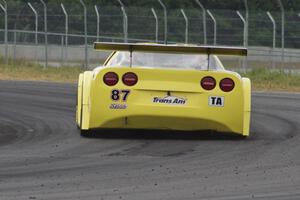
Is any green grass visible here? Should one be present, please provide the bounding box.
[0,61,84,83]
[241,68,300,92]
[1,61,300,92]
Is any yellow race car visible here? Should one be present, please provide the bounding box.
[76,42,251,137]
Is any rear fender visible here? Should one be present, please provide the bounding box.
[81,71,93,130]
[76,73,83,127]
[242,77,251,136]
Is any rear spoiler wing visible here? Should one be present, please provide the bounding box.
[94,42,247,56]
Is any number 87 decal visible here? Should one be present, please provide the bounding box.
[111,89,131,102]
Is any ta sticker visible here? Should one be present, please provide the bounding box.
[209,96,224,107]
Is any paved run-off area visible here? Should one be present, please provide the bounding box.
[0,80,299,200]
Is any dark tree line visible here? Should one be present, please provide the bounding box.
[6,0,300,11]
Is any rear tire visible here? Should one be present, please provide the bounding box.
[79,106,92,137]
[80,129,93,137]
[238,135,248,139]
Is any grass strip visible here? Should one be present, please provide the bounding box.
[241,68,300,92]
[0,62,84,83]
[1,63,300,92]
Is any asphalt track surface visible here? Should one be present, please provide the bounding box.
[0,80,299,200]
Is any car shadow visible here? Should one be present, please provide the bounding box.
[81,129,247,141]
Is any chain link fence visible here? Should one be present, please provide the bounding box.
[0,1,300,69]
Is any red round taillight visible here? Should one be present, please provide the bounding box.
[201,76,216,90]
[220,78,235,92]
[103,72,119,86]
[122,72,138,86]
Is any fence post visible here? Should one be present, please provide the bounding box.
[195,0,206,45]
[243,0,249,71]
[277,0,284,68]
[243,0,248,47]
[117,0,128,43]
[236,11,246,47]
[157,0,167,44]
[236,10,248,72]
[13,29,16,66]
[94,5,100,42]
[79,0,88,68]
[28,3,38,63]
[61,3,68,64]
[151,8,158,43]
[39,0,48,68]
[61,35,64,65]
[180,9,189,44]
[121,7,128,43]
[207,10,216,45]
[267,11,276,68]
[267,12,276,50]
[0,1,8,65]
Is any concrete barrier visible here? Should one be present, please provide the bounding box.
[1,44,300,69]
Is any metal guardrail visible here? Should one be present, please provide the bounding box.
[1,29,300,69]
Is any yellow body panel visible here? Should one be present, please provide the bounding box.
[76,73,83,127]
[77,67,251,136]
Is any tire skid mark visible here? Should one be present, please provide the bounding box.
[251,110,298,140]
[0,81,299,200]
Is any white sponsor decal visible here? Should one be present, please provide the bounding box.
[153,96,186,105]
[109,103,127,109]
[209,96,224,107]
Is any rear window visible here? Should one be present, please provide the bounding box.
[105,52,224,70]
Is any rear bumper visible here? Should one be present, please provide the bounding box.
[88,103,247,135]
[97,115,234,133]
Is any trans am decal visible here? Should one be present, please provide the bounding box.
[153,96,186,105]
